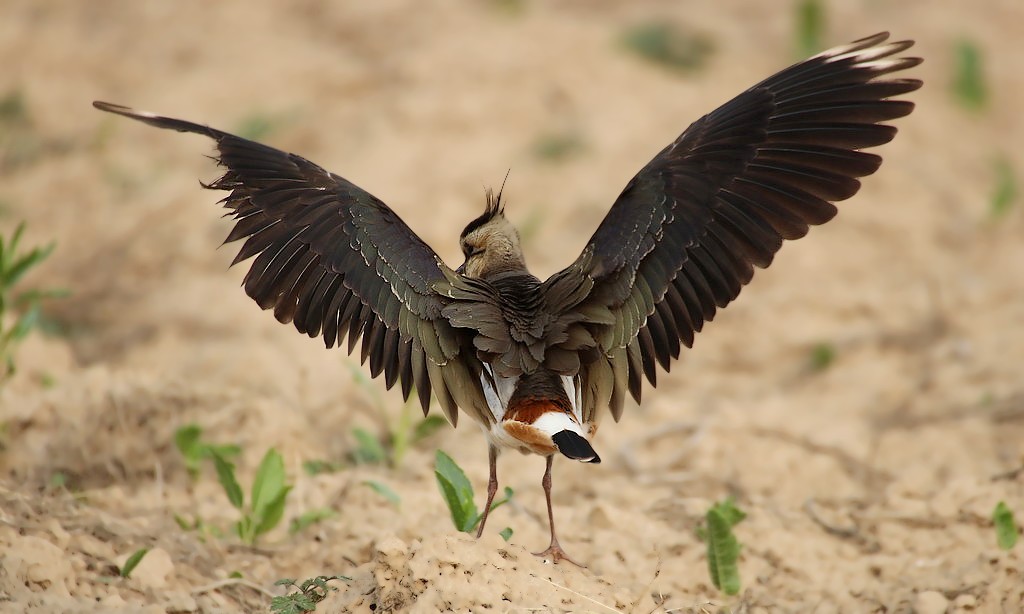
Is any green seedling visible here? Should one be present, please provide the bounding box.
[212,448,292,546]
[0,89,27,124]
[288,508,337,535]
[0,89,44,170]
[701,498,746,596]
[174,423,241,479]
[990,155,1017,218]
[173,514,221,541]
[0,221,64,384]
[952,39,987,111]
[351,427,388,465]
[119,548,149,578]
[993,501,1019,550]
[363,480,401,507]
[302,459,345,476]
[346,361,448,467]
[795,0,824,57]
[621,22,713,73]
[434,450,513,534]
[271,575,350,614]
[233,110,294,142]
[532,130,585,163]
[808,341,837,371]
[488,0,526,16]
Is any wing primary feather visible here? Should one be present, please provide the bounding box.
[411,343,432,415]
[626,340,644,403]
[397,336,414,400]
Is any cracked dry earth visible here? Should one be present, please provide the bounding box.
[1,0,1023,612]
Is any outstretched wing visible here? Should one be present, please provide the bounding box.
[544,33,922,421]
[93,102,489,426]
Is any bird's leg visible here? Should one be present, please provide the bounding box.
[533,455,584,566]
[475,444,499,538]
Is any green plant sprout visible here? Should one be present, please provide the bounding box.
[795,0,824,57]
[270,575,350,614]
[701,498,746,596]
[173,514,220,541]
[302,459,345,476]
[808,341,837,371]
[993,501,1019,550]
[174,423,241,479]
[212,448,292,546]
[363,480,401,507]
[990,155,1017,218]
[346,360,448,467]
[952,39,988,111]
[621,22,713,73]
[434,450,513,535]
[288,508,337,535]
[119,548,149,578]
[531,130,585,163]
[0,222,63,384]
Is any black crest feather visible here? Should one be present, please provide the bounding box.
[461,171,509,238]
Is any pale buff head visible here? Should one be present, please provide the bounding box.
[458,185,526,279]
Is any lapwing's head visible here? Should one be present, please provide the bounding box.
[457,183,525,278]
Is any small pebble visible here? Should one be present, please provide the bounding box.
[914,590,949,614]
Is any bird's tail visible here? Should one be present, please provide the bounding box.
[552,430,600,463]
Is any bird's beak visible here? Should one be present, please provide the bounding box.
[456,261,466,275]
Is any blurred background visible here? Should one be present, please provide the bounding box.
[1,0,1021,611]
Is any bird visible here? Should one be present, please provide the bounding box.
[94,32,920,565]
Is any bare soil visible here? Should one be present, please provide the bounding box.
[1,1,1022,612]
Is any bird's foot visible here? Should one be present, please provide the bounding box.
[533,542,585,567]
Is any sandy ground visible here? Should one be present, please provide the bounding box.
[1,0,1023,612]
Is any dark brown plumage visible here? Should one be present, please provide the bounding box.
[94,32,921,564]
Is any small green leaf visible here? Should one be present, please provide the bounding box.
[952,39,988,111]
[434,450,478,532]
[174,514,195,531]
[174,424,202,457]
[211,452,244,510]
[9,304,40,342]
[251,448,287,516]
[499,527,513,542]
[303,459,344,475]
[621,22,713,73]
[795,0,824,57]
[351,428,387,465]
[991,156,1017,218]
[4,243,55,289]
[271,575,350,614]
[412,415,448,443]
[234,517,251,542]
[235,113,278,142]
[120,548,149,578]
[711,498,747,527]
[288,508,337,535]
[532,131,585,163]
[270,593,316,614]
[809,341,836,371]
[47,471,66,490]
[229,570,243,579]
[994,501,1019,550]
[705,498,745,596]
[364,480,401,507]
[483,487,514,516]
[254,486,292,537]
